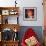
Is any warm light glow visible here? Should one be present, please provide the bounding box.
[14,28,17,32]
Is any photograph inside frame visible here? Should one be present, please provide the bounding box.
[23,7,37,21]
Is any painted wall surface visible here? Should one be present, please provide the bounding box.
[0,0,43,26]
[43,0,46,27]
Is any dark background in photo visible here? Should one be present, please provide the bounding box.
[25,9,34,18]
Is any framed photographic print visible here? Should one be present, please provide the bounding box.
[2,10,9,15]
[23,7,37,21]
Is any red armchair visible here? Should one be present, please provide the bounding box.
[21,28,41,46]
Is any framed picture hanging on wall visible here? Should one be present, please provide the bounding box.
[2,10,9,15]
[23,7,37,21]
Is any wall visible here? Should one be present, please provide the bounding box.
[0,0,44,26]
[19,0,44,26]
[44,0,46,26]
[43,0,46,46]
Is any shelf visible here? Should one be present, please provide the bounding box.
[0,7,20,46]
[0,7,19,15]
[2,40,19,43]
[0,24,20,31]
[0,7,19,24]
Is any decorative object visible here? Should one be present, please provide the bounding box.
[13,28,17,32]
[15,1,17,7]
[13,32,18,41]
[5,18,8,24]
[21,28,41,46]
[9,10,18,15]
[23,7,37,21]
[13,28,18,41]
[25,36,38,46]
[2,16,8,24]
[2,10,9,15]
[1,28,13,41]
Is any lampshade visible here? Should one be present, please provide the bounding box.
[13,28,17,32]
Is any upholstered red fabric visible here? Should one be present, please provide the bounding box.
[21,28,41,46]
